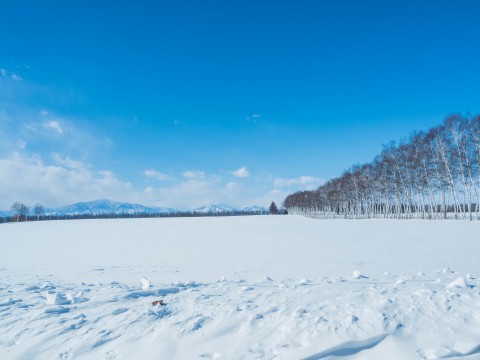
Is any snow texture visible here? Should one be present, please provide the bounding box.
[0,216,480,359]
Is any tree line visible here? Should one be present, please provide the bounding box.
[1,201,285,224]
[283,114,480,220]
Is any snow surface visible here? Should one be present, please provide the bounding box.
[1,216,480,359]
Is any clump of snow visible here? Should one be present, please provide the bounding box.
[447,277,469,289]
[442,266,455,273]
[451,340,480,355]
[199,352,221,359]
[299,278,309,285]
[45,291,70,305]
[418,346,452,359]
[294,306,308,316]
[140,277,151,290]
[66,291,89,304]
[146,306,171,319]
[352,270,368,279]
[345,314,359,324]
[40,281,54,289]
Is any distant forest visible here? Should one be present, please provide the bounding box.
[1,202,286,224]
[283,114,480,220]
[0,208,275,224]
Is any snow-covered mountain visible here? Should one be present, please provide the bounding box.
[1,199,268,217]
[193,204,268,214]
[47,199,175,216]
[193,204,237,214]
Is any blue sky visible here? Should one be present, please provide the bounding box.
[1,0,480,209]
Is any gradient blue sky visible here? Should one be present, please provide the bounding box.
[1,0,480,209]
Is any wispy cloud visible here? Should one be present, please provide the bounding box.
[43,120,66,134]
[0,66,112,163]
[144,169,171,181]
[245,113,262,124]
[51,152,86,170]
[231,166,250,178]
[18,140,27,150]
[0,68,22,81]
[138,176,250,210]
[182,170,205,179]
[0,107,111,163]
[273,176,323,189]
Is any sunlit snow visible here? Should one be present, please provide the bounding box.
[1,216,480,359]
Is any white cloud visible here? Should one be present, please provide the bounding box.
[134,174,297,210]
[43,120,65,134]
[138,179,213,209]
[250,188,292,208]
[0,151,312,211]
[225,181,239,190]
[51,152,85,170]
[273,176,323,190]
[136,176,248,210]
[24,119,71,136]
[182,170,205,179]
[231,166,250,178]
[0,68,21,81]
[144,169,171,181]
[245,114,262,123]
[18,140,27,150]
[1,69,114,165]
[0,152,132,209]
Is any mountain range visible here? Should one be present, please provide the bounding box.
[0,199,267,217]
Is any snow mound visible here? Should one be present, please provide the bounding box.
[451,340,480,355]
[352,270,368,279]
[140,277,151,290]
[447,277,469,289]
[45,291,70,305]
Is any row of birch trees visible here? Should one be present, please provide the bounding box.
[283,114,480,220]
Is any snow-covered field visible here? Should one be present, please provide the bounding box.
[1,216,480,360]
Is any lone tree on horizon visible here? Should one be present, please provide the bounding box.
[11,202,29,222]
[33,203,45,221]
[269,201,278,215]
